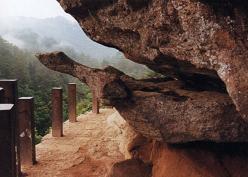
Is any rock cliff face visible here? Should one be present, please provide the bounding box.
[127,137,248,177]
[37,0,248,141]
[37,0,248,142]
[108,134,248,177]
[37,0,248,176]
[37,47,248,143]
[57,0,248,121]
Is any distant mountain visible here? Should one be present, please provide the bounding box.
[0,16,152,78]
[0,16,117,59]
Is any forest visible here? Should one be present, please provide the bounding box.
[0,36,153,143]
[0,36,92,143]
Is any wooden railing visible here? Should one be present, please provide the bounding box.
[0,79,100,177]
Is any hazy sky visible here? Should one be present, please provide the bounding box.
[0,0,118,58]
[0,0,74,21]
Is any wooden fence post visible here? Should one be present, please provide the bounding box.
[68,83,76,122]
[0,88,4,103]
[0,104,16,177]
[92,91,100,114]
[52,88,63,137]
[0,80,18,104]
[0,79,21,176]
[18,97,36,166]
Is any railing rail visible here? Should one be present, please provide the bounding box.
[0,79,101,177]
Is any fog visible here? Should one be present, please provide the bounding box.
[0,0,118,59]
[0,0,72,20]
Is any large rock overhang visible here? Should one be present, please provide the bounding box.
[57,0,248,120]
[37,0,248,143]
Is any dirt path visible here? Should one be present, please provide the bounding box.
[22,109,126,177]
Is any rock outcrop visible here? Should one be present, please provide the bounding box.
[126,137,248,177]
[37,52,248,143]
[107,159,152,177]
[35,3,248,177]
[57,0,248,121]
[108,128,248,177]
[37,0,248,143]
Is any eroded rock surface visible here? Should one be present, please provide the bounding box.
[125,137,248,177]
[108,134,248,177]
[57,0,248,120]
[37,52,248,143]
[107,159,152,177]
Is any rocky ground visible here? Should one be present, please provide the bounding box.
[21,108,248,177]
[22,109,134,177]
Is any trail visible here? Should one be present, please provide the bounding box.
[23,109,129,177]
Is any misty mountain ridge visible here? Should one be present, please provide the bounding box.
[0,16,117,59]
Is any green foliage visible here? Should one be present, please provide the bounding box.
[35,129,43,144]
[0,36,91,143]
[76,85,92,115]
[0,36,160,144]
